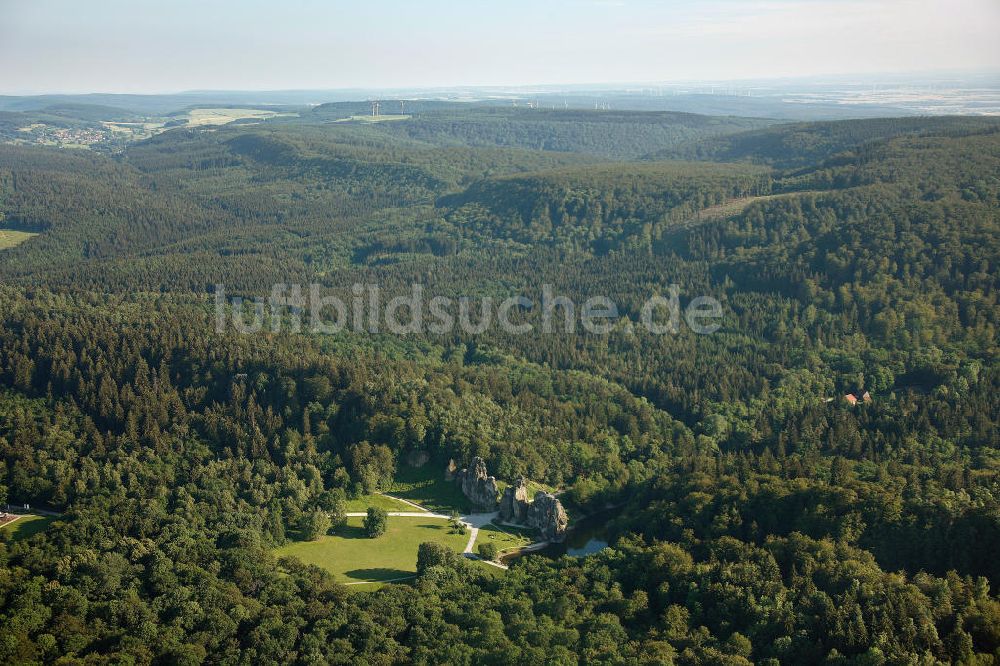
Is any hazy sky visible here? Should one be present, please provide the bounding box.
[2,0,998,93]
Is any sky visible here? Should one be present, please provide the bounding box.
[1,0,999,94]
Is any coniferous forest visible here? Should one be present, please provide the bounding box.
[0,102,999,664]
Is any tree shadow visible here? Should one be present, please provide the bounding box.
[344,568,412,582]
[334,524,369,540]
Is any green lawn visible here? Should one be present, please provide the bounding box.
[0,514,55,541]
[478,523,534,554]
[344,493,414,513]
[474,560,505,578]
[275,515,467,584]
[387,464,473,513]
[0,230,38,250]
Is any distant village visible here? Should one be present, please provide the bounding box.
[12,123,111,147]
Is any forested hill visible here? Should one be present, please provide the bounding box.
[344,107,775,158]
[439,161,771,251]
[0,122,599,284]
[1,110,999,663]
[651,114,1000,167]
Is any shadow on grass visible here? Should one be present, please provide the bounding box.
[0,516,56,542]
[388,463,473,513]
[344,567,412,582]
[334,524,370,540]
[482,523,535,538]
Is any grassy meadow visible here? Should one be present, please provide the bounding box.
[477,523,533,555]
[274,515,467,584]
[343,493,414,513]
[0,230,38,250]
[0,514,55,541]
[387,464,474,513]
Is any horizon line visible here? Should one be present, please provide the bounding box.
[3,68,1000,98]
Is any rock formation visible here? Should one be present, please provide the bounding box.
[456,457,499,510]
[526,491,569,542]
[444,458,458,481]
[452,459,569,541]
[499,476,529,522]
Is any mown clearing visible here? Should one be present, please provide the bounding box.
[274,515,467,584]
[0,230,38,249]
[689,190,829,223]
[0,515,54,541]
[183,108,297,127]
[477,523,533,555]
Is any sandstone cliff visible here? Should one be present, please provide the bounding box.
[455,456,499,510]
[499,476,529,522]
[526,491,569,542]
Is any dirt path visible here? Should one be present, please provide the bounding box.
[468,554,509,570]
[341,509,499,555]
[0,515,24,529]
[344,575,417,586]
[460,512,498,553]
[338,508,518,574]
[514,540,550,554]
[344,511,449,518]
[463,526,479,554]
[377,492,431,512]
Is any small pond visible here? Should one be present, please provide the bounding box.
[501,506,620,564]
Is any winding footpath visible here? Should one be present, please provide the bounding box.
[376,493,431,512]
[342,506,499,556]
[348,494,517,561]
[344,511,448,519]
[345,493,549,571]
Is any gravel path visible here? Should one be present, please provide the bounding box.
[341,508,500,555]
[344,511,450,518]
[377,492,431,512]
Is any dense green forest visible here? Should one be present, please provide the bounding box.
[1,107,998,663]
[344,107,774,159]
